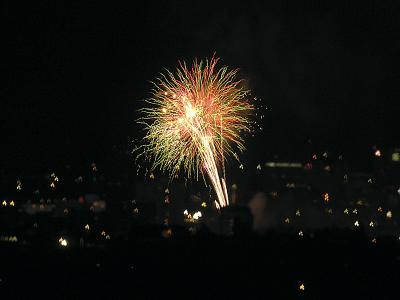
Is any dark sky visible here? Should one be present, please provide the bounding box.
[2,1,400,173]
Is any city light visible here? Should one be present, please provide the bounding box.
[161,228,173,238]
[1,235,18,243]
[16,180,22,190]
[193,211,202,220]
[58,237,68,247]
[90,163,98,172]
[265,162,303,168]
[323,193,330,202]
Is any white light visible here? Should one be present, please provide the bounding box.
[193,211,202,220]
[183,209,188,215]
[185,104,196,119]
[59,237,68,247]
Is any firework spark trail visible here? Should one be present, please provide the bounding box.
[137,56,254,209]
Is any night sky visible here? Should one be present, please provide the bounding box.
[3,1,400,174]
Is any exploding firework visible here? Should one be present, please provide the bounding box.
[137,56,254,208]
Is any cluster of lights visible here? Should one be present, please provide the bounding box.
[50,173,59,189]
[100,230,111,239]
[193,211,202,220]
[1,235,18,243]
[183,209,203,222]
[323,193,330,202]
[2,200,15,207]
[16,180,22,190]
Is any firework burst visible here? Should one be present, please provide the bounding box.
[137,56,254,208]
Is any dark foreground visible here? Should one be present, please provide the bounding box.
[1,228,400,300]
